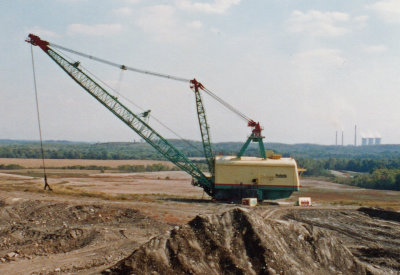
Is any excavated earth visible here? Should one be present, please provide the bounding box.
[1,170,400,274]
[107,207,400,275]
[0,188,399,274]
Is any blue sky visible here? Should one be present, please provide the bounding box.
[1,0,399,145]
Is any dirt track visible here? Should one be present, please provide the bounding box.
[0,170,399,274]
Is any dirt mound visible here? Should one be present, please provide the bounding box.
[106,208,370,275]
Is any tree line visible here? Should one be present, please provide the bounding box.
[1,140,400,160]
[297,157,400,176]
[339,169,400,191]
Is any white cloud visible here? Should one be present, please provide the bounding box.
[26,26,59,38]
[135,5,178,42]
[287,10,351,37]
[135,5,204,43]
[366,0,400,23]
[175,0,240,14]
[363,44,387,54]
[67,23,122,36]
[293,48,345,67]
[113,7,133,16]
[121,0,140,3]
[187,20,203,29]
[210,27,221,34]
[353,15,368,23]
[353,15,369,28]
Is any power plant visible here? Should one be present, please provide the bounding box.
[336,125,382,146]
[361,136,382,146]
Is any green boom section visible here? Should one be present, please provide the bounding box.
[40,47,214,195]
[237,133,266,159]
[193,84,214,178]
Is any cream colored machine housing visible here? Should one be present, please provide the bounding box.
[214,156,300,200]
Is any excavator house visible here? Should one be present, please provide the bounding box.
[26,34,300,201]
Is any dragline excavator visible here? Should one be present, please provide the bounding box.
[26,34,300,201]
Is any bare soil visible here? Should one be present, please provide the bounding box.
[0,167,399,274]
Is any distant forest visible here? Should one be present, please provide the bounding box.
[1,139,400,191]
[1,139,400,160]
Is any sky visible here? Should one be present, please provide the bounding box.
[0,0,399,145]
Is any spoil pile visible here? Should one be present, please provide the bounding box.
[0,199,169,272]
[106,208,372,275]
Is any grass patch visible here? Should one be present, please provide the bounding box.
[0,164,25,170]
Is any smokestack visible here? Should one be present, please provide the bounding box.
[354,125,357,146]
[342,131,344,146]
[335,131,338,146]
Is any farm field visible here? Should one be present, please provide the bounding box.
[0,159,399,274]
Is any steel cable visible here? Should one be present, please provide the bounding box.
[201,86,251,122]
[52,47,204,155]
[49,41,252,122]
[49,42,254,143]
[49,42,191,83]
[30,45,52,191]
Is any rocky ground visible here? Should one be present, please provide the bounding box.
[0,197,170,274]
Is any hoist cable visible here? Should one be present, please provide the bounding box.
[49,42,253,123]
[49,42,191,83]
[201,87,251,122]
[54,48,204,155]
[30,45,52,191]
[116,68,124,95]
